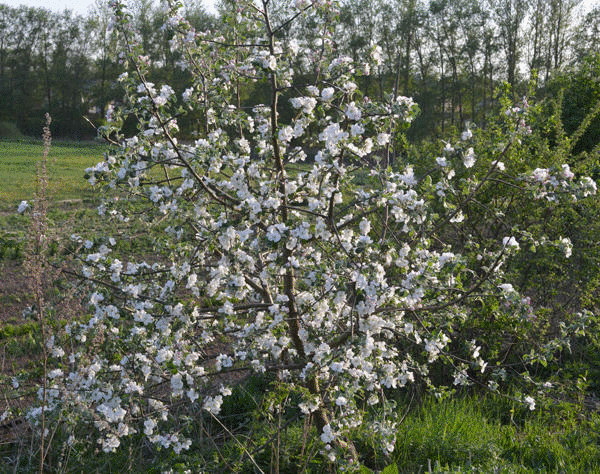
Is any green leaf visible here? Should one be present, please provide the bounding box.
[382,463,399,474]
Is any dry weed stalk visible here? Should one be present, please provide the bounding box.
[25,113,52,473]
[24,114,83,472]
[14,115,93,472]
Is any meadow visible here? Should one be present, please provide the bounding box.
[0,139,105,211]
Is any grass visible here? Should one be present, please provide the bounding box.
[384,394,600,473]
[0,139,105,211]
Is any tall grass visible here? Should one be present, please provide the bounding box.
[389,394,600,472]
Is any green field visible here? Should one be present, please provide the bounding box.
[0,139,106,210]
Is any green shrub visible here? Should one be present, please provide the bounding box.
[0,121,24,139]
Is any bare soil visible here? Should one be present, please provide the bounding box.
[0,261,32,325]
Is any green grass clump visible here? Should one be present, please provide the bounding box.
[393,397,502,470]
[0,322,37,340]
[0,139,105,210]
[0,231,24,259]
[387,394,600,473]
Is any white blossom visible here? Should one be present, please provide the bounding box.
[502,236,520,250]
[524,396,536,410]
[463,148,476,168]
[320,424,335,443]
[321,87,335,101]
[17,200,29,213]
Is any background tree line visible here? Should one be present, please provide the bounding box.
[0,0,598,144]
[0,0,213,138]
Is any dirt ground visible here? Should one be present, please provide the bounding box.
[0,261,32,325]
